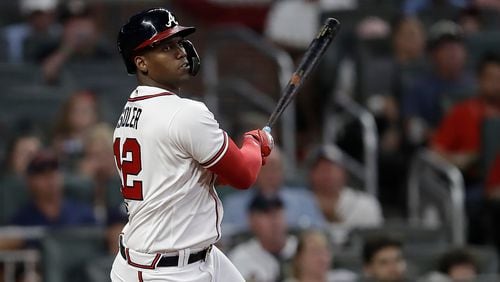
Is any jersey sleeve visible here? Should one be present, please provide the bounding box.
[169,101,228,168]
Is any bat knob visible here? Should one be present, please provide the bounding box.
[263,126,271,133]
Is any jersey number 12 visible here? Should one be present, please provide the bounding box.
[113,138,143,201]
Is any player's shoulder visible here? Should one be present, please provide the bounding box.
[171,97,214,121]
[177,97,209,111]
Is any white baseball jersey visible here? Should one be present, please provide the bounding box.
[113,85,228,254]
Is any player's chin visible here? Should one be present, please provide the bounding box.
[178,69,191,80]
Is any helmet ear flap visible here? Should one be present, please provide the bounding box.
[181,40,200,76]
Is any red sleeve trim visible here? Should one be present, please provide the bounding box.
[201,132,228,168]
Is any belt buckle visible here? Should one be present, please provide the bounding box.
[204,245,213,262]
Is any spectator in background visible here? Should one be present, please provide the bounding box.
[174,0,272,33]
[391,16,427,100]
[418,248,478,282]
[402,20,475,147]
[372,16,427,216]
[9,150,96,228]
[431,53,500,246]
[0,133,43,224]
[52,90,99,169]
[223,146,325,236]
[1,0,60,63]
[457,5,483,36]
[264,0,319,56]
[403,0,467,16]
[362,236,408,282]
[228,193,297,282]
[1,132,42,179]
[431,53,500,187]
[308,144,383,245]
[287,229,357,282]
[475,0,500,11]
[78,122,122,221]
[41,0,113,83]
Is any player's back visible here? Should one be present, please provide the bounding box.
[113,86,225,254]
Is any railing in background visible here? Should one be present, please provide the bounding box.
[0,226,45,282]
[407,149,466,245]
[323,94,379,196]
[0,250,39,282]
[202,26,297,176]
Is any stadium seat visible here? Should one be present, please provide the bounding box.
[466,31,500,69]
[349,223,448,249]
[332,246,363,273]
[480,118,500,177]
[405,244,499,276]
[85,255,115,282]
[64,61,136,96]
[60,61,136,123]
[0,85,67,133]
[41,227,106,282]
[0,175,29,225]
[0,63,43,86]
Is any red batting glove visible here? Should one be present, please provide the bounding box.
[243,129,274,165]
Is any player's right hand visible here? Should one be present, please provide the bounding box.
[243,129,274,165]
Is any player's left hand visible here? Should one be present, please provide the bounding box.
[244,129,274,165]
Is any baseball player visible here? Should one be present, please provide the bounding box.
[110,8,273,282]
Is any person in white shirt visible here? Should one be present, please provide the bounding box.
[229,193,297,282]
[308,144,383,245]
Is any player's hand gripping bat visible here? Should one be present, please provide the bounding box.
[263,18,341,134]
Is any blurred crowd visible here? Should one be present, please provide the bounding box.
[0,0,500,281]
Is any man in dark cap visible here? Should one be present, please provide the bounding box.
[402,20,475,146]
[228,193,297,282]
[10,150,96,227]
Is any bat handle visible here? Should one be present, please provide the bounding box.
[262,126,271,133]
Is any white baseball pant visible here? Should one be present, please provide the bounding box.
[110,245,244,282]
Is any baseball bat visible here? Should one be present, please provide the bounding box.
[263,18,341,133]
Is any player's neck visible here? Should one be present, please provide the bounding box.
[137,76,180,93]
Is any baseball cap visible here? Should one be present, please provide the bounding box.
[248,193,284,212]
[427,20,463,50]
[26,150,59,175]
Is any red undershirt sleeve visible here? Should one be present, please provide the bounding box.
[208,136,262,190]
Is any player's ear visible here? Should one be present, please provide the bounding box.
[134,55,148,73]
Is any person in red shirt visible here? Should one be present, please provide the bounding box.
[432,52,500,184]
[431,52,500,245]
